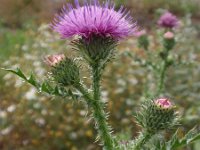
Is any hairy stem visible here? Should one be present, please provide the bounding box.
[75,83,93,105]
[91,65,114,150]
[75,66,115,150]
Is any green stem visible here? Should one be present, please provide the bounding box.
[156,49,170,96]
[75,83,93,105]
[133,132,152,150]
[75,66,115,150]
[91,65,114,150]
[93,67,101,102]
[157,60,167,95]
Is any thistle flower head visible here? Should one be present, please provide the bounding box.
[158,12,179,28]
[52,0,137,40]
[44,54,65,67]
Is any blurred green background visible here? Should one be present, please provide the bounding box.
[0,0,200,149]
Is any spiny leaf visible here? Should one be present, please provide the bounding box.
[2,68,27,80]
[181,127,200,145]
[166,129,180,149]
[134,112,145,128]
[188,133,200,144]
[53,86,60,95]
[68,89,75,100]
[166,127,200,149]
[41,82,52,93]
[2,68,80,99]
[28,73,39,87]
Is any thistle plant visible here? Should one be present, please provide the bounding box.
[2,1,200,150]
[129,11,180,97]
[51,0,137,149]
[156,11,178,96]
[156,31,175,95]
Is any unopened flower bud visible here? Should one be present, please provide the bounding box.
[163,32,175,51]
[46,56,80,86]
[44,54,65,67]
[166,55,174,66]
[135,30,149,50]
[135,98,178,134]
[164,31,174,39]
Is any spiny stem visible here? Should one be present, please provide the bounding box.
[93,66,101,103]
[75,83,93,105]
[75,65,115,150]
[91,65,114,150]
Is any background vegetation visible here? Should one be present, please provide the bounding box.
[0,0,200,149]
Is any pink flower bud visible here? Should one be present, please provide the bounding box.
[163,31,174,39]
[155,98,172,109]
[44,54,65,67]
[134,29,146,37]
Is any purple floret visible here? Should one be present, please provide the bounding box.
[51,0,137,39]
[158,12,179,28]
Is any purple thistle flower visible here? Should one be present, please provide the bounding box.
[51,0,137,40]
[158,12,179,28]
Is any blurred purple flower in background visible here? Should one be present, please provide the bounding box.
[158,12,179,28]
[52,0,137,40]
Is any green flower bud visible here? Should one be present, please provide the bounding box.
[45,54,80,86]
[163,31,175,51]
[166,55,174,66]
[135,30,149,50]
[135,98,178,134]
